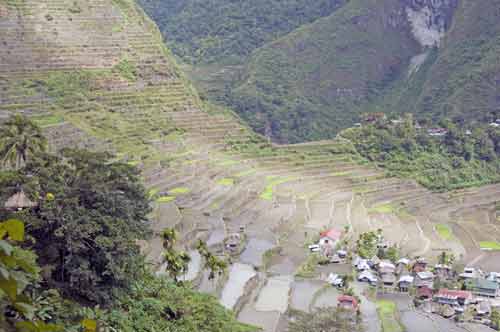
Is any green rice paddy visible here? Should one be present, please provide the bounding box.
[480,241,500,250]
[217,178,235,186]
[435,224,452,240]
[156,196,175,203]
[169,187,190,195]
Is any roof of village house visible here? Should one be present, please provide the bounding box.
[416,271,434,280]
[397,258,410,265]
[435,289,472,300]
[4,190,37,209]
[398,275,414,284]
[468,278,499,291]
[338,295,358,308]
[358,270,377,281]
[417,286,432,298]
[435,264,451,270]
[320,228,342,241]
[381,273,396,283]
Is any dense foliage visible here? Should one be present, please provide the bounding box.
[288,307,363,332]
[342,115,500,191]
[1,149,151,304]
[0,115,255,332]
[138,0,345,64]
[141,0,500,143]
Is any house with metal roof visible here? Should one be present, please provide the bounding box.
[434,289,472,306]
[466,278,500,298]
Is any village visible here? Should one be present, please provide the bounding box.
[308,226,500,330]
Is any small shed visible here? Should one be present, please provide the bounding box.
[398,275,414,292]
[337,295,359,311]
[415,271,434,289]
[381,273,396,287]
[319,228,342,248]
[4,190,37,211]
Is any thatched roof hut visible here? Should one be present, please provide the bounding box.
[4,191,37,210]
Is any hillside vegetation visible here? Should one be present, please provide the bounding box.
[341,115,500,191]
[140,0,500,143]
[138,0,345,64]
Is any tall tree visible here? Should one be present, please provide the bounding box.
[0,114,47,169]
[17,149,151,304]
[196,240,227,280]
[161,228,191,282]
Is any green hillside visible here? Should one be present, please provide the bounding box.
[140,0,500,143]
[138,0,346,64]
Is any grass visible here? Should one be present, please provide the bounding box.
[235,169,256,177]
[156,196,175,203]
[31,115,65,127]
[260,176,296,200]
[377,300,404,332]
[479,241,500,251]
[169,187,190,195]
[217,178,234,186]
[331,171,351,177]
[113,59,137,81]
[217,159,240,166]
[435,224,452,240]
[369,203,395,214]
[147,188,159,199]
[295,253,321,278]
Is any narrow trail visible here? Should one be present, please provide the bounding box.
[413,217,431,257]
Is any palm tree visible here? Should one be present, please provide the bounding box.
[0,114,47,169]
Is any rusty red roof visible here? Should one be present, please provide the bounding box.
[320,228,342,241]
[338,295,358,309]
[436,289,472,300]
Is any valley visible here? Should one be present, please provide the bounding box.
[0,1,499,331]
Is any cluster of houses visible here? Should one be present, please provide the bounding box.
[309,227,500,325]
[351,253,500,324]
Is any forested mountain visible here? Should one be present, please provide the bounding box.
[138,0,346,64]
[140,0,500,143]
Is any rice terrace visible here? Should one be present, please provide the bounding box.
[0,0,499,332]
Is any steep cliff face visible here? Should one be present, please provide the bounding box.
[404,0,458,47]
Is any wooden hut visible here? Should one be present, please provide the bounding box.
[4,190,37,211]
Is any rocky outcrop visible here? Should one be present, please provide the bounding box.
[404,0,458,47]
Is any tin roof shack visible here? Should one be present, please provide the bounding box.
[358,270,377,285]
[467,278,500,298]
[379,260,397,288]
[412,259,428,274]
[434,289,473,307]
[459,267,483,280]
[398,275,414,292]
[415,272,434,289]
[337,295,359,311]
[4,190,37,211]
[475,300,492,317]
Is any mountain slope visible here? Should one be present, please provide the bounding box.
[140,0,500,143]
[230,0,422,142]
[138,0,346,64]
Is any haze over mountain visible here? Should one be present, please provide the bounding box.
[140,0,500,143]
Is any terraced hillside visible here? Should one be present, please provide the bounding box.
[1,1,499,332]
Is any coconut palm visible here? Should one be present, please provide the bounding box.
[0,114,47,169]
